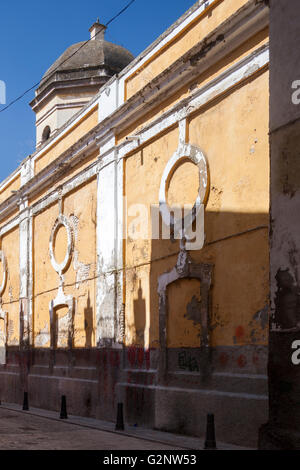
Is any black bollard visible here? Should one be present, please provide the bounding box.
[115,402,124,430]
[204,413,217,449]
[22,391,29,411]
[60,395,68,419]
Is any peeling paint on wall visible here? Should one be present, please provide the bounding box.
[185,295,202,326]
[73,251,91,288]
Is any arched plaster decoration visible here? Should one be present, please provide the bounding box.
[159,142,209,244]
[49,214,73,275]
[49,214,75,349]
[0,251,8,364]
[157,239,213,383]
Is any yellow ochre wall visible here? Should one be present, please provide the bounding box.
[124,68,269,349]
[1,228,20,346]
[34,106,98,175]
[118,27,269,145]
[0,1,269,355]
[124,0,249,100]
[33,178,97,348]
[0,175,20,206]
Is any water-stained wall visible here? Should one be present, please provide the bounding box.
[124,68,269,356]
[0,0,270,447]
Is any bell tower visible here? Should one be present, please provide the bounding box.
[30,21,134,148]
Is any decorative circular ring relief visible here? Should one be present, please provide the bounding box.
[49,215,73,274]
[0,251,7,296]
[159,143,209,233]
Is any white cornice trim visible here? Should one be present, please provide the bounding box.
[117,0,216,84]
[32,100,98,162]
[0,42,269,227]
[25,0,268,173]
[0,0,269,224]
[36,101,91,127]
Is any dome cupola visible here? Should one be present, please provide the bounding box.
[30,20,134,148]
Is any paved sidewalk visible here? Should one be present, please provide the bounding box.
[0,403,254,450]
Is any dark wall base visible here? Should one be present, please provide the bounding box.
[0,344,267,447]
[258,423,300,450]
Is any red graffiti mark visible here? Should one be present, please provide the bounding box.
[128,347,136,367]
[185,377,199,387]
[252,354,259,365]
[137,348,144,367]
[219,352,229,366]
[235,325,245,339]
[237,354,247,368]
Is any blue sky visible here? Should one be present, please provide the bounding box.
[0,0,195,181]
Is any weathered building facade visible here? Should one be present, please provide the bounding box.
[259,0,300,450]
[0,0,269,447]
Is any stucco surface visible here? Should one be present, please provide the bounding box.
[125,0,249,99]
[0,0,270,447]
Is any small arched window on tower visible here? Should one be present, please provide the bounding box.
[42,125,51,142]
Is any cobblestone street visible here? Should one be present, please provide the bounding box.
[0,404,249,450]
[0,406,182,450]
